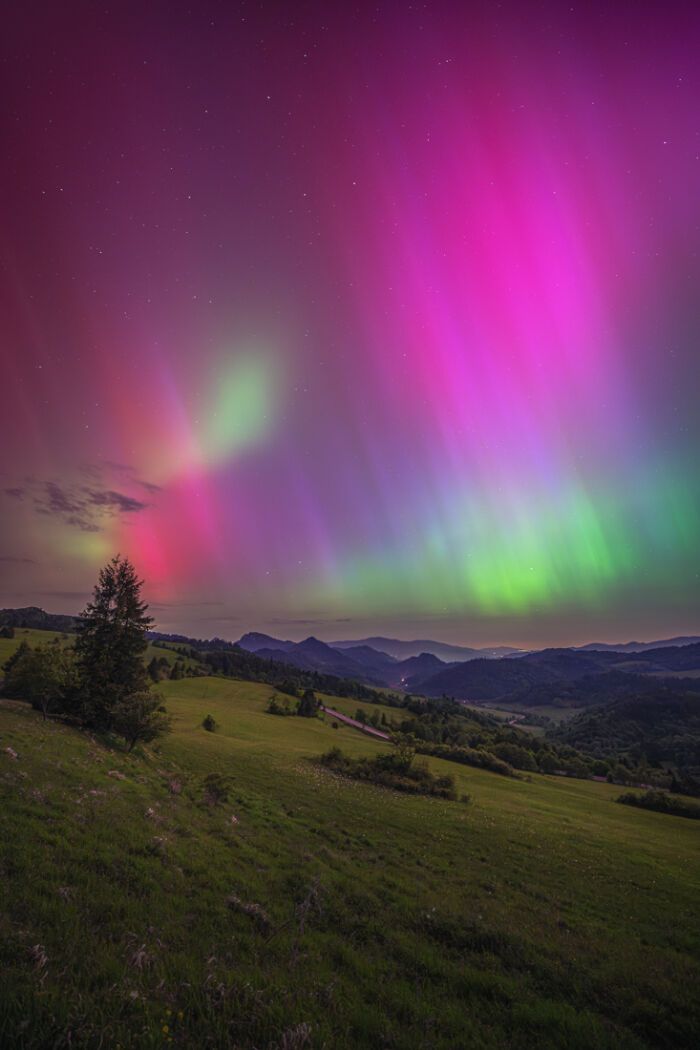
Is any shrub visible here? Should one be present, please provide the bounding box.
[408,739,518,778]
[202,772,231,805]
[319,747,458,800]
[202,713,218,732]
[617,790,700,820]
[492,742,538,772]
[267,695,294,716]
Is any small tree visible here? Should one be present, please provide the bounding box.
[170,661,184,680]
[2,644,77,719]
[111,690,171,752]
[298,689,319,718]
[147,657,161,682]
[2,640,30,681]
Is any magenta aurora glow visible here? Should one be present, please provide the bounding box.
[1,2,699,647]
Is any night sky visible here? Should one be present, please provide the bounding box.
[1,2,699,647]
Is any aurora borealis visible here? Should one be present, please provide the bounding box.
[1,2,699,646]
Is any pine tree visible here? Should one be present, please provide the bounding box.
[75,556,154,730]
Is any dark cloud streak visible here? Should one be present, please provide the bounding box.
[5,478,151,533]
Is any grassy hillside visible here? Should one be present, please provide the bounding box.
[0,628,71,666]
[0,627,194,671]
[1,677,699,1048]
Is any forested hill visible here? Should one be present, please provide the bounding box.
[415,642,700,700]
[0,607,77,633]
[550,688,700,793]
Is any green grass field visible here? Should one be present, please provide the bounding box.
[0,628,71,667]
[0,628,196,673]
[1,673,699,1048]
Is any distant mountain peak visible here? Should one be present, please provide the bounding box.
[237,632,295,653]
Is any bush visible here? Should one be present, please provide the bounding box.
[202,772,231,805]
[319,747,458,800]
[492,742,538,772]
[267,695,294,716]
[617,790,700,820]
[408,739,518,778]
[202,713,218,732]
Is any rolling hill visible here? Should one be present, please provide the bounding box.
[549,688,700,795]
[1,674,699,1048]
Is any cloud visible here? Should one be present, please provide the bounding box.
[4,461,161,535]
[5,478,151,533]
[98,461,161,494]
[0,555,36,564]
[83,488,147,513]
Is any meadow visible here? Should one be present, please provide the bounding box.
[1,666,699,1048]
[0,627,195,672]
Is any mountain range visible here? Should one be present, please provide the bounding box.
[2,609,699,704]
[238,631,522,663]
[411,642,700,702]
[575,636,700,653]
[235,630,700,698]
[331,636,523,661]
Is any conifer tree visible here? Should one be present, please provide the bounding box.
[75,556,154,730]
